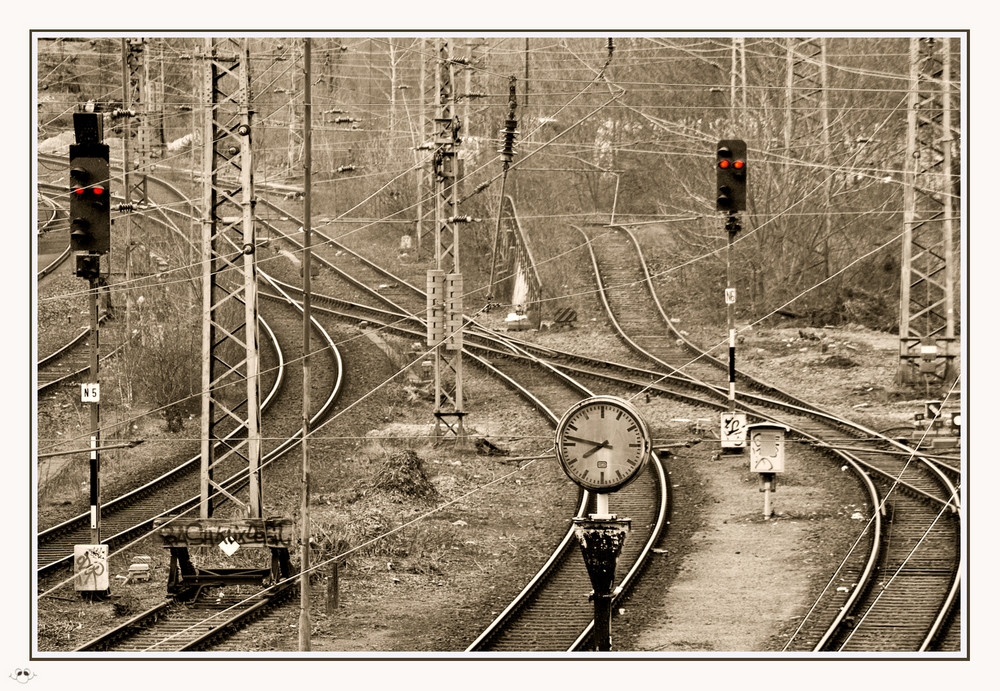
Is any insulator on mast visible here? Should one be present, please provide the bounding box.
[497,76,519,168]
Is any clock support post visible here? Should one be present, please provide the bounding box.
[574,499,630,652]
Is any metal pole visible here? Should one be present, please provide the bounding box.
[416,38,426,255]
[199,43,216,519]
[897,38,919,384]
[299,37,313,652]
[120,40,132,338]
[574,514,630,652]
[726,215,737,412]
[761,473,775,519]
[940,37,957,381]
[88,275,101,544]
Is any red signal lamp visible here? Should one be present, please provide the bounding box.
[718,160,730,169]
[733,160,744,170]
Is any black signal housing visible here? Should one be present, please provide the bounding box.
[716,139,747,212]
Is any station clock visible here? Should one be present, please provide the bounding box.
[555,395,651,493]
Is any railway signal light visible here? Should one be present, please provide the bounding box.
[716,139,747,212]
[69,113,111,254]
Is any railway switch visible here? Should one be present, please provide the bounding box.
[716,139,747,212]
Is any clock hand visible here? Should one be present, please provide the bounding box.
[564,435,604,446]
[582,440,613,458]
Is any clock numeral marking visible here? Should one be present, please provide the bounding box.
[616,410,623,420]
[600,472,605,484]
[580,469,590,479]
[626,424,637,432]
[600,406,605,418]
[629,443,641,448]
[567,424,577,432]
[615,469,624,480]
[627,458,638,466]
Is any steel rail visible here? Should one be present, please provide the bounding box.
[37,173,340,577]
[579,221,960,653]
[262,227,945,654]
[65,277,343,653]
[460,340,670,652]
[36,314,285,573]
[228,185,955,653]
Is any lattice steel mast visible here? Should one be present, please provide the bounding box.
[199,38,264,518]
[427,39,466,440]
[121,39,153,207]
[897,37,959,384]
[784,37,834,278]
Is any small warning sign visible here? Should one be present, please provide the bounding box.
[73,544,109,591]
[219,537,241,556]
[720,412,747,448]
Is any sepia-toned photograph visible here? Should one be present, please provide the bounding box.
[29,29,970,670]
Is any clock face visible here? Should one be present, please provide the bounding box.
[555,396,650,492]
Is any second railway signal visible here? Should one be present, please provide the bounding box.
[716,139,747,212]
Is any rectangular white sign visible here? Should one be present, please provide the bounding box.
[73,544,109,591]
[81,383,100,403]
[720,412,747,448]
[749,428,786,473]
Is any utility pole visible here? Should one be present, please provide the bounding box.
[428,39,466,441]
[523,37,529,113]
[486,77,519,307]
[199,37,264,519]
[897,37,959,385]
[461,38,485,141]
[299,37,313,652]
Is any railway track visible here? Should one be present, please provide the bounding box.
[37,173,341,577]
[462,346,669,652]
[37,192,69,278]
[39,184,345,654]
[77,583,298,652]
[578,221,962,652]
[261,244,864,652]
[36,310,286,574]
[36,156,961,654]
[251,193,961,653]
[53,286,342,652]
